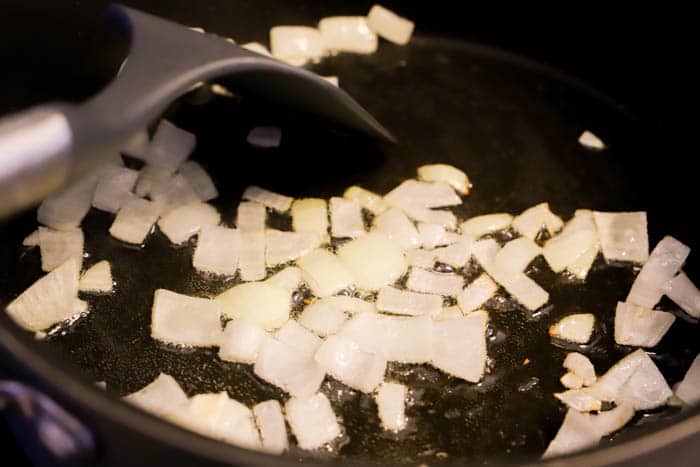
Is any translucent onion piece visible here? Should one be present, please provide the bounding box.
[109,198,162,245]
[460,213,512,237]
[544,229,598,275]
[627,235,690,308]
[406,268,463,296]
[285,393,341,450]
[92,165,139,213]
[242,42,272,57]
[417,223,446,249]
[432,310,488,382]
[614,301,675,347]
[366,4,415,45]
[38,227,83,272]
[247,126,282,148]
[291,198,328,241]
[297,249,355,297]
[432,306,464,320]
[124,373,188,416]
[384,180,461,210]
[134,165,171,198]
[434,236,473,268]
[275,320,322,360]
[549,314,595,344]
[150,174,200,215]
[561,372,584,389]
[373,208,421,251]
[23,229,39,247]
[330,197,365,238]
[337,232,407,291]
[376,382,408,431]
[588,404,635,437]
[343,186,389,215]
[151,289,222,347]
[376,286,442,316]
[405,248,436,269]
[314,335,387,392]
[218,319,267,364]
[400,206,457,229]
[192,226,239,275]
[578,130,606,150]
[265,230,323,266]
[593,211,649,263]
[457,274,498,313]
[238,231,266,281]
[243,186,293,212]
[253,400,288,454]
[216,282,290,330]
[555,389,602,412]
[236,201,266,233]
[265,266,303,291]
[157,202,220,244]
[495,237,541,273]
[542,409,600,459]
[298,296,373,336]
[512,203,563,240]
[38,172,101,230]
[270,26,326,66]
[417,163,471,195]
[563,353,597,387]
[79,260,112,293]
[254,337,325,397]
[178,161,218,201]
[318,17,378,54]
[144,120,195,171]
[675,354,700,405]
[121,129,150,161]
[662,272,700,318]
[5,257,81,331]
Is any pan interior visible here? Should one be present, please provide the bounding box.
[1,36,697,464]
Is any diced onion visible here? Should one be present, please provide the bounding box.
[376,286,442,316]
[330,197,365,238]
[627,236,689,308]
[400,206,457,229]
[150,174,200,215]
[178,161,218,201]
[38,172,101,231]
[385,179,461,210]
[218,319,267,364]
[561,372,584,389]
[134,165,172,198]
[366,4,415,45]
[236,201,266,232]
[109,198,162,245]
[79,260,113,293]
[243,186,293,212]
[549,314,595,344]
[405,248,436,268]
[124,373,188,416]
[512,203,563,240]
[343,185,389,214]
[417,223,446,249]
[265,230,323,266]
[144,120,195,171]
[157,202,220,244]
[457,274,498,313]
[275,320,322,360]
[675,354,700,405]
[247,126,282,148]
[663,272,700,318]
[297,249,355,297]
[192,226,239,275]
[151,289,222,347]
[555,389,602,412]
[23,229,40,247]
[337,232,407,290]
[375,382,408,431]
[265,266,303,291]
[298,296,373,336]
[285,393,341,450]
[417,164,471,195]
[253,400,288,454]
[121,129,150,161]
[542,409,600,459]
[593,211,649,263]
[431,310,488,382]
[460,213,512,237]
[543,229,598,277]
[291,198,329,241]
[318,17,378,54]
[92,165,139,214]
[432,306,463,321]
[614,301,675,347]
[238,231,266,281]
[588,404,635,437]
[433,236,473,268]
[495,237,541,273]
[242,42,272,57]
[578,130,606,150]
[270,26,326,66]
[216,282,291,330]
[314,335,387,392]
[406,268,463,296]
[254,337,325,397]
[563,353,596,387]
[38,227,83,272]
[373,207,421,250]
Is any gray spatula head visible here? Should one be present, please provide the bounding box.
[0,4,394,219]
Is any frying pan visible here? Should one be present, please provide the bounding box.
[1,0,698,465]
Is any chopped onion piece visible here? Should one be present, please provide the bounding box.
[109,198,162,244]
[593,211,649,263]
[265,266,303,291]
[151,289,222,347]
[254,337,325,397]
[298,296,373,336]
[247,126,282,148]
[23,229,39,247]
[376,286,442,316]
[555,389,602,412]
[291,198,328,241]
[614,301,675,347]
[366,4,415,45]
[150,174,200,214]
[405,248,436,268]
[431,310,488,382]
[330,197,365,238]
[79,260,113,293]
[400,206,457,229]
[124,373,188,416]
[92,165,139,213]
[433,306,464,320]
[243,186,293,212]
[578,130,606,150]
[275,320,322,359]
[564,353,597,387]
[375,382,408,431]
[337,232,406,291]
[627,236,690,308]
[418,223,447,249]
[158,202,220,244]
[297,249,355,297]
[343,186,389,215]
[318,17,378,54]
[542,409,600,459]
[121,129,150,161]
[38,172,101,230]
[561,372,584,389]
[238,231,266,281]
[236,201,266,232]
[434,236,473,268]
[512,203,563,240]
[460,213,512,237]
[253,400,288,454]
[144,120,195,171]
[549,314,595,344]
[544,229,598,276]
[589,404,635,437]
[406,268,463,296]
[38,227,83,272]
[417,163,471,195]
[663,272,700,318]
[373,207,421,250]
[266,230,322,266]
[216,282,290,330]
[270,26,326,66]
[134,165,171,198]
[285,393,341,450]
[242,42,272,57]
[192,226,239,275]
[495,237,541,273]
[218,319,267,364]
[5,257,81,331]
[314,335,387,392]
[457,274,498,313]
[178,161,218,201]
[385,180,461,210]
[675,354,700,405]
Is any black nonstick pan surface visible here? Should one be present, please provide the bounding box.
[1,1,699,466]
